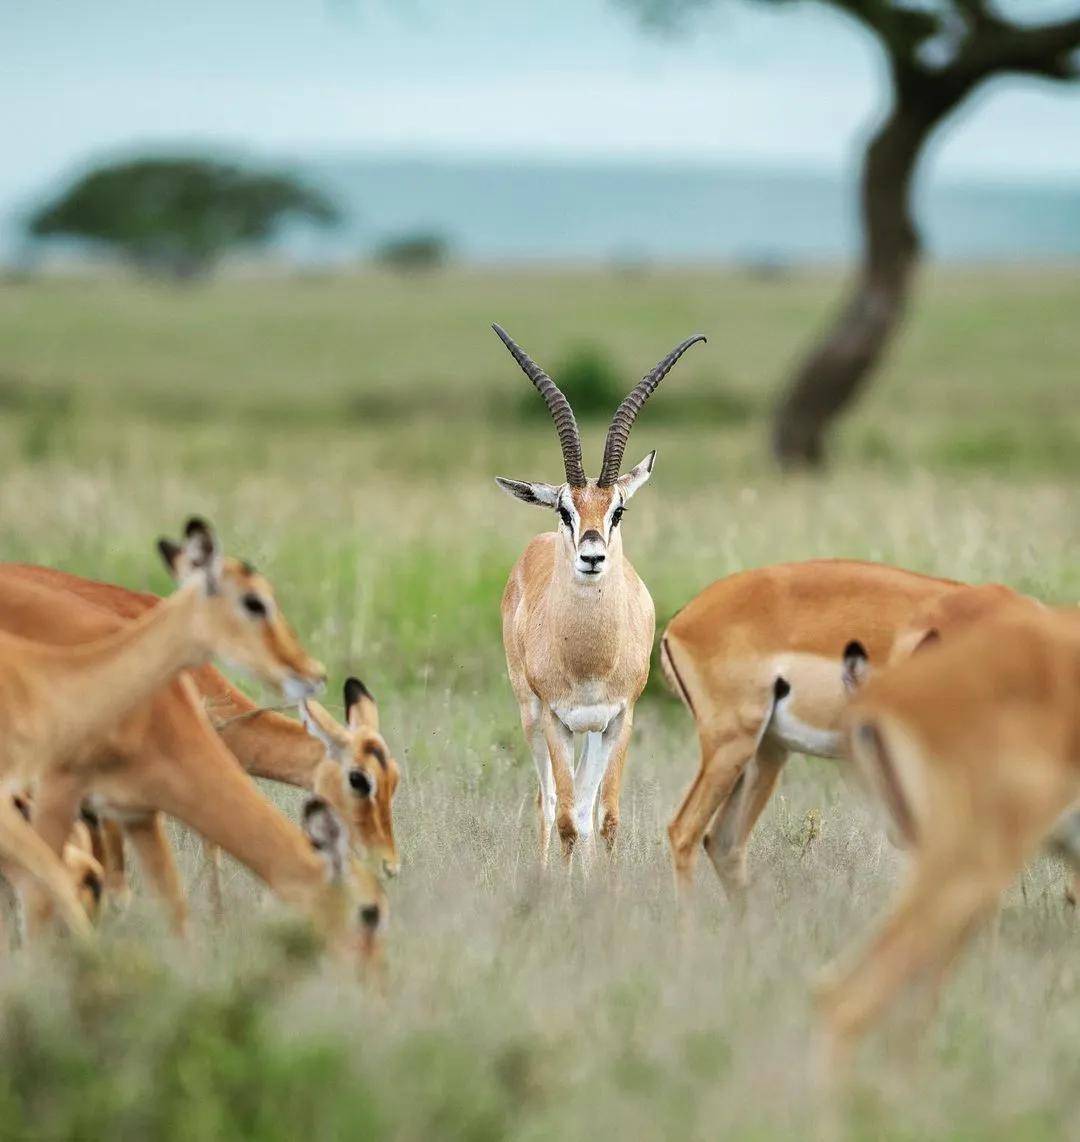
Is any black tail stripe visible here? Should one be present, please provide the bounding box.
[661,636,695,717]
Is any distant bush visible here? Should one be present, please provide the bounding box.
[374,232,450,272]
[520,344,624,422]
[516,343,754,427]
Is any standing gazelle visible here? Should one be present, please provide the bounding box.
[494,323,705,860]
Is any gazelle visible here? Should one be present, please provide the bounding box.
[0,524,382,962]
[661,559,984,898]
[494,323,705,858]
[818,606,1080,1073]
[0,564,401,928]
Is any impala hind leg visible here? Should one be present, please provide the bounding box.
[541,707,578,862]
[125,812,189,937]
[667,718,767,896]
[597,708,635,853]
[816,859,999,1078]
[702,739,789,902]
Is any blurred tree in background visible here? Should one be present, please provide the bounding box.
[27,157,339,281]
[623,0,1080,468]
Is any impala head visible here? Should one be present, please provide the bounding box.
[157,517,326,701]
[299,678,401,878]
[492,324,705,583]
[302,794,387,966]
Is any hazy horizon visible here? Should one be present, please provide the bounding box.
[6,0,1080,226]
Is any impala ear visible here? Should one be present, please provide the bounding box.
[615,451,655,502]
[842,640,870,693]
[159,517,223,591]
[302,795,348,881]
[157,539,182,574]
[495,478,561,507]
[344,677,379,733]
[299,699,351,758]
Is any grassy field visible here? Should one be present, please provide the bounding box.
[0,266,1077,1139]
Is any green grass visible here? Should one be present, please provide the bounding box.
[0,267,1077,1138]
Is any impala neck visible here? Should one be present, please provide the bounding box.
[43,583,211,758]
[203,677,325,788]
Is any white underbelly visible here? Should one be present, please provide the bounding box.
[768,704,845,760]
[552,702,622,735]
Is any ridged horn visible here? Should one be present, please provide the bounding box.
[597,334,706,486]
[492,324,586,487]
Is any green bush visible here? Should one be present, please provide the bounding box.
[520,344,623,422]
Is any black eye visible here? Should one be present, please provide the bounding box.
[558,506,573,529]
[349,769,374,797]
[611,506,624,528]
[241,593,267,618]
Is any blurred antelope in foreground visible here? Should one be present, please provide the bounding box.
[0,563,401,929]
[0,525,386,967]
[818,606,1080,1074]
[494,323,705,859]
[0,517,323,937]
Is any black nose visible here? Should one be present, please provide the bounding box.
[580,552,605,568]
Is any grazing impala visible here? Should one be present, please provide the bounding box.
[0,564,402,927]
[494,323,705,859]
[0,517,324,936]
[661,560,986,898]
[818,606,1080,1074]
[0,525,383,962]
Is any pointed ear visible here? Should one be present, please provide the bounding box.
[344,677,379,733]
[842,640,870,693]
[615,451,655,502]
[299,699,351,759]
[183,517,219,569]
[161,517,223,590]
[495,478,561,507]
[157,539,182,576]
[302,795,347,881]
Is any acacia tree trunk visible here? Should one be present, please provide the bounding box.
[771,67,967,468]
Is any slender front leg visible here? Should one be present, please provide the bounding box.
[597,707,635,853]
[124,812,189,937]
[100,818,131,908]
[520,699,556,862]
[199,840,225,924]
[19,769,88,938]
[541,707,577,862]
[0,793,91,941]
[573,732,606,843]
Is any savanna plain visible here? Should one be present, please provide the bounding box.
[0,266,1077,1140]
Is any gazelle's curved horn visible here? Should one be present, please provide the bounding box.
[492,324,586,487]
[597,334,706,486]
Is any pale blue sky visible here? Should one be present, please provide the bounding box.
[4,0,1080,217]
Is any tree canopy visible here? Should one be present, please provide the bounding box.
[620,0,1080,467]
[28,157,340,280]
